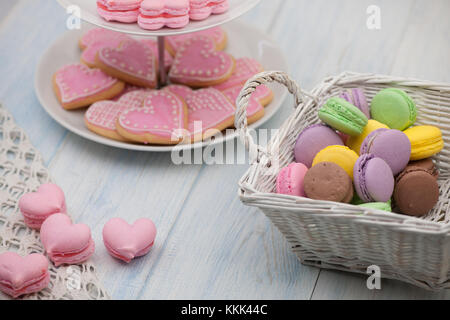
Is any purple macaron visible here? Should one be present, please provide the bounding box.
[354,154,394,203]
[360,128,411,175]
[340,88,371,119]
[294,124,344,168]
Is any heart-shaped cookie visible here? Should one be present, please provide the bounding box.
[103,218,157,263]
[213,57,264,91]
[165,26,227,56]
[80,28,131,67]
[85,90,152,141]
[0,252,50,298]
[19,183,67,230]
[96,39,158,88]
[116,90,188,144]
[40,214,95,266]
[140,39,173,71]
[53,64,125,110]
[169,35,235,87]
[222,85,273,125]
[166,85,236,142]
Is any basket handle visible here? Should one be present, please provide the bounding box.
[235,71,314,162]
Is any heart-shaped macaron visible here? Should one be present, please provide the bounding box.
[85,90,152,141]
[169,35,235,87]
[103,218,157,263]
[96,39,158,88]
[222,84,273,125]
[40,214,95,267]
[165,85,236,142]
[19,183,67,230]
[53,63,124,110]
[189,0,229,21]
[116,90,188,144]
[213,57,264,91]
[0,252,50,298]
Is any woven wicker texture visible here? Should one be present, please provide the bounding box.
[237,71,450,290]
[0,105,109,300]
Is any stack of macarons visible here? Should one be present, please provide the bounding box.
[277,87,445,217]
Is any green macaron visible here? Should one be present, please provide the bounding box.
[370,88,417,130]
[358,201,392,212]
[319,97,369,136]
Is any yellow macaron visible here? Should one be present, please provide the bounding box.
[312,145,359,179]
[346,119,389,154]
[404,125,444,160]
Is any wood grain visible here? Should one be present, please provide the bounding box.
[0,0,449,299]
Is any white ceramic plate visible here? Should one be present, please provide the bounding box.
[57,0,261,36]
[35,21,288,152]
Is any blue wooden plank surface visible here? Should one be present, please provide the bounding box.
[0,0,449,299]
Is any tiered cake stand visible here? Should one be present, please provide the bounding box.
[35,0,288,151]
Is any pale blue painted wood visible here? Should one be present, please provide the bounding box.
[0,0,449,300]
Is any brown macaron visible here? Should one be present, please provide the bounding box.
[394,167,439,217]
[405,158,439,179]
[304,162,354,203]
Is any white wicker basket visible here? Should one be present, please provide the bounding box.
[236,71,450,290]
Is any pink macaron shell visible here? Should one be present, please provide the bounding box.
[0,252,50,298]
[99,0,142,10]
[276,163,308,197]
[140,0,189,15]
[97,1,140,23]
[138,14,189,30]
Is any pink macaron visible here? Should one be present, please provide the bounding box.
[276,163,309,197]
[138,0,190,30]
[0,252,50,298]
[18,183,67,230]
[189,0,229,20]
[40,214,95,267]
[103,218,157,263]
[97,0,142,23]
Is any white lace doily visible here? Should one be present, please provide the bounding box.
[0,104,109,300]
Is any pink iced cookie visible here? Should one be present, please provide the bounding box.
[112,84,147,101]
[169,35,235,87]
[222,85,273,125]
[103,218,157,263]
[97,0,141,23]
[116,90,188,144]
[80,28,132,67]
[165,26,227,56]
[53,64,125,110]
[0,252,50,298]
[18,183,67,230]
[140,39,173,71]
[213,57,264,91]
[85,90,152,141]
[276,163,309,197]
[96,39,158,88]
[138,0,190,30]
[189,0,229,21]
[40,214,95,267]
[166,85,235,142]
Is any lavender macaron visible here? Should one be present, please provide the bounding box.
[340,88,371,119]
[294,124,344,168]
[360,128,411,175]
[354,154,394,203]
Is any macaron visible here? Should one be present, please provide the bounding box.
[40,214,95,266]
[360,128,411,175]
[318,97,369,136]
[312,145,359,179]
[294,124,344,168]
[358,201,392,212]
[394,167,440,217]
[276,163,309,197]
[340,88,371,119]
[346,119,389,155]
[18,183,67,230]
[0,252,50,298]
[370,88,417,130]
[405,158,438,179]
[353,154,394,203]
[304,162,353,203]
[103,218,157,263]
[97,0,141,23]
[403,125,444,160]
